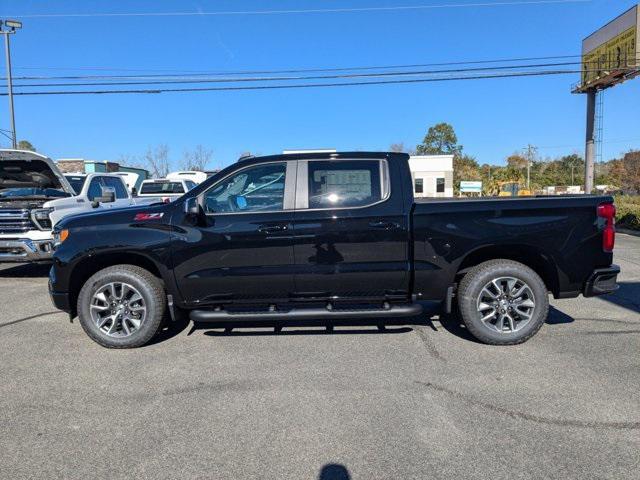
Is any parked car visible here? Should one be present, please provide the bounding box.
[167,170,208,185]
[0,149,153,263]
[49,152,619,348]
[137,178,197,203]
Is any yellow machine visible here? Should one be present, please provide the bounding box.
[498,182,533,197]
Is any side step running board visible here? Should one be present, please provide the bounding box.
[190,303,423,322]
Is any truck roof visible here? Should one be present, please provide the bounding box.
[239,151,409,163]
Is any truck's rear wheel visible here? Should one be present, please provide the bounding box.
[77,265,166,348]
[457,260,549,345]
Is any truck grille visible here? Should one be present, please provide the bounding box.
[0,209,35,233]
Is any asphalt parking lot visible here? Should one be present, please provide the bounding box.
[0,235,638,480]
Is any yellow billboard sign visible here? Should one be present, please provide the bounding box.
[577,5,640,91]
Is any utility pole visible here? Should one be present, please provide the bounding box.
[0,20,22,149]
[524,144,537,190]
[584,88,597,194]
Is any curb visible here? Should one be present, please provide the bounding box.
[617,227,640,237]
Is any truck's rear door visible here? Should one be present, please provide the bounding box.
[291,157,410,300]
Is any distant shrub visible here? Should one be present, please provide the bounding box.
[615,196,640,230]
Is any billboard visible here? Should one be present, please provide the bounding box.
[574,5,639,92]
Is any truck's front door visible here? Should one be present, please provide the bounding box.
[172,161,297,305]
[291,158,410,300]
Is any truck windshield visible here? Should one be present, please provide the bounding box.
[0,187,70,199]
[64,176,87,195]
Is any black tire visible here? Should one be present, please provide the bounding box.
[457,259,549,345]
[77,265,166,348]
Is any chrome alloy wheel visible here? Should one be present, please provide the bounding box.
[90,282,147,337]
[476,277,536,334]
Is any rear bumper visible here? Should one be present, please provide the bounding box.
[583,265,620,297]
[0,238,54,262]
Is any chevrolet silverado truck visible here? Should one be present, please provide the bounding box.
[48,152,619,348]
[0,149,155,263]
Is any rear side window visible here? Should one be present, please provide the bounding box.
[140,182,185,194]
[307,160,383,209]
[102,177,129,199]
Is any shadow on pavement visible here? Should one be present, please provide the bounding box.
[145,314,192,346]
[319,464,351,480]
[546,306,575,324]
[0,263,51,278]
[599,282,640,314]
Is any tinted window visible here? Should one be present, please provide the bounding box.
[436,178,445,193]
[87,178,103,201]
[140,181,185,194]
[307,160,382,209]
[185,180,197,191]
[204,163,286,214]
[65,175,87,195]
[415,178,424,194]
[102,177,129,199]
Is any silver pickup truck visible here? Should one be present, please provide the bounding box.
[0,149,156,263]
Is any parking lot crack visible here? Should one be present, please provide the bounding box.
[415,380,640,430]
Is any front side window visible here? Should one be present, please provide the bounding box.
[87,178,103,201]
[307,160,382,209]
[436,178,445,193]
[185,180,197,191]
[415,178,424,194]
[204,163,287,214]
[102,177,129,199]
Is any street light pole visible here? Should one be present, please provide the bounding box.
[1,20,22,149]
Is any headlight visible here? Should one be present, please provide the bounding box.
[53,229,69,248]
[31,208,55,230]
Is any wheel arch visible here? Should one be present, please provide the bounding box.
[455,244,560,297]
[68,252,164,317]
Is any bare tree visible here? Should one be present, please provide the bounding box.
[181,145,213,171]
[389,142,406,153]
[144,144,170,178]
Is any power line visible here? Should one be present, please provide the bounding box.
[0,70,587,96]
[1,0,591,19]
[3,61,583,88]
[5,55,584,79]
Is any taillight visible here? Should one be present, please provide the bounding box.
[597,203,616,252]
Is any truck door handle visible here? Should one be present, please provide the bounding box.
[258,224,288,234]
[368,220,401,230]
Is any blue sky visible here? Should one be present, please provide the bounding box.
[1,0,639,170]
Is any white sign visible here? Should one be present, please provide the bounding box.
[460,181,482,193]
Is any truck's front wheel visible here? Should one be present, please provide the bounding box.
[457,260,549,345]
[77,265,166,348]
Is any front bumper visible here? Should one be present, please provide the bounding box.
[583,265,620,297]
[49,281,71,312]
[0,238,54,262]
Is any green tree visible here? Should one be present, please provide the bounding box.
[17,140,35,151]
[506,153,528,169]
[416,123,463,156]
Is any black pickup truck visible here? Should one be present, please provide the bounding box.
[49,152,619,348]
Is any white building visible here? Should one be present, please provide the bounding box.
[409,155,454,198]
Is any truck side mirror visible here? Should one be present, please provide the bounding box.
[131,187,138,196]
[92,187,116,208]
[184,196,204,225]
